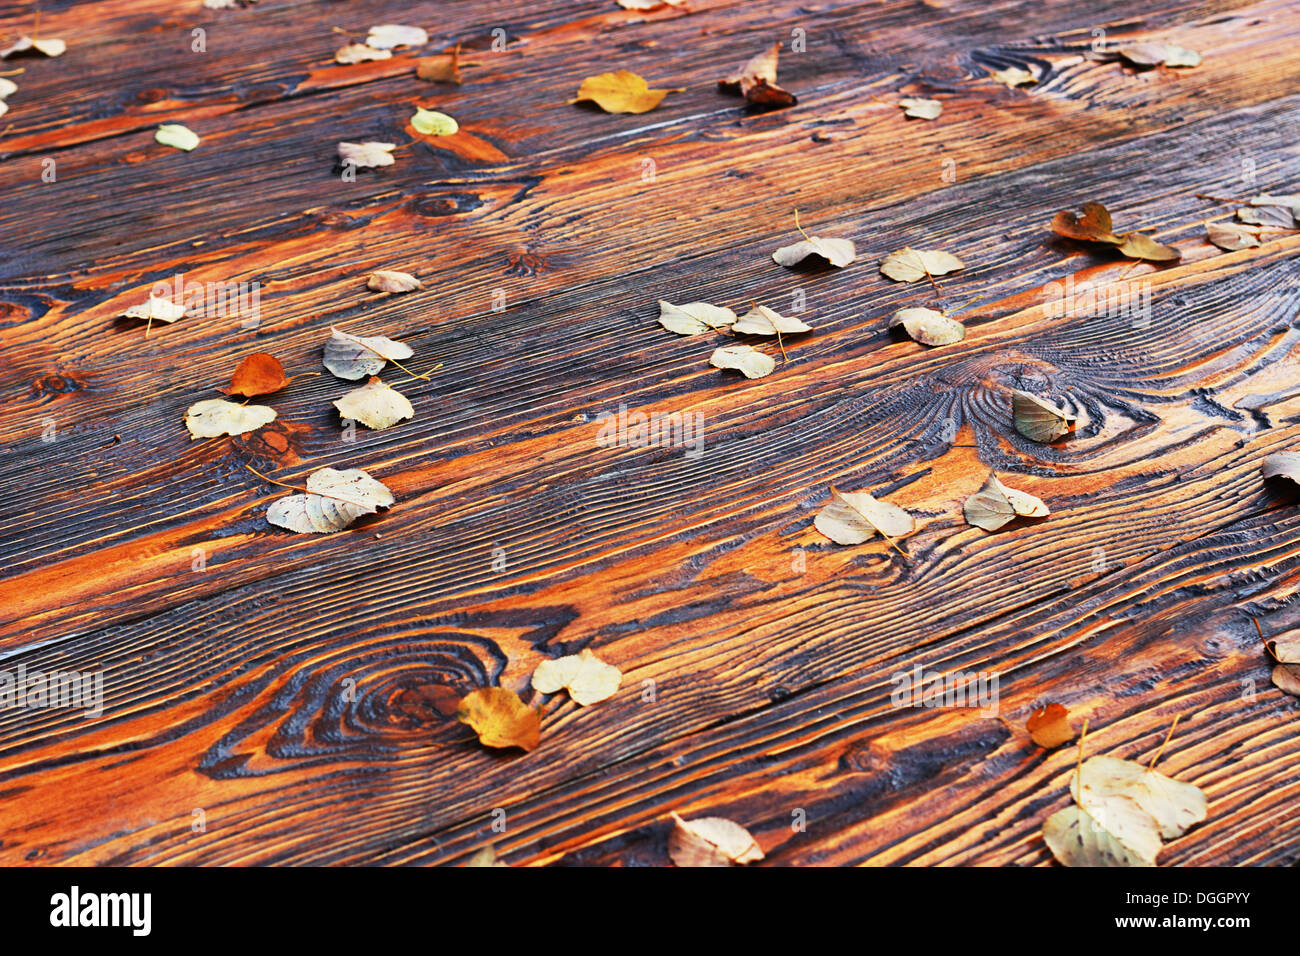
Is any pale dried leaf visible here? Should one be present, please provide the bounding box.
[267,467,394,533]
[1043,805,1158,867]
[1,36,65,58]
[1206,220,1260,251]
[732,304,811,335]
[1272,663,1300,697]
[366,24,428,50]
[155,124,200,152]
[0,77,17,99]
[990,66,1037,87]
[772,236,856,268]
[879,247,965,282]
[332,377,414,430]
[657,300,736,335]
[1237,204,1296,228]
[899,97,941,119]
[889,307,965,346]
[185,398,276,439]
[668,813,764,866]
[335,43,392,65]
[1263,452,1300,486]
[1070,755,1207,842]
[367,269,422,293]
[122,296,186,324]
[814,487,914,545]
[1012,388,1075,442]
[323,326,415,380]
[531,649,622,706]
[709,345,775,379]
[963,472,1048,531]
[1119,42,1200,68]
[338,141,396,168]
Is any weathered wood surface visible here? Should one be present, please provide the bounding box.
[0,0,1298,865]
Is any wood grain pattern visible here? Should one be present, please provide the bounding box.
[1,0,1298,866]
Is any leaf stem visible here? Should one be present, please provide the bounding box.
[1148,714,1180,770]
[243,464,371,508]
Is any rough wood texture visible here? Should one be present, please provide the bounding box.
[1,0,1298,866]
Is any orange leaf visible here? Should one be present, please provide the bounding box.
[223,353,290,397]
[1026,702,1075,749]
[457,687,540,751]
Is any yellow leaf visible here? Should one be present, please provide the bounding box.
[570,70,679,114]
[457,687,540,751]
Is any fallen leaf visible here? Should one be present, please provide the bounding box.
[366,24,428,50]
[657,300,737,335]
[223,353,289,397]
[1043,805,1158,867]
[570,71,679,113]
[1205,220,1260,251]
[1262,451,1300,486]
[990,66,1037,87]
[185,398,276,439]
[531,649,622,706]
[1272,664,1300,697]
[464,845,508,867]
[266,467,395,533]
[617,0,687,9]
[367,269,422,293]
[1267,633,1300,664]
[1050,201,1123,244]
[1249,193,1300,218]
[457,687,540,751]
[410,108,458,136]
[323,326,415,380]
[1118,42,1200,68]
[0,77,16,100]
[122,296,186,324]
[332,377,415,430]
[963,471,1048,530]
[1012,388,1075,442]
[879,247,965,282]
[814,487,915,546]
[889,307,965,346]
[668,813,764,867]
[1027,703,1075,749]
[719,42,796,109]
[335,43,392,65]
[773,235,855,268]
[0,36,65,58]
[338,141,396,168]
[709,344,775,379]
[1071,756,1207,842]
[1236,204,1296,228]
[155,124,200,152]
[899,97,941,119]
[1117,231,1180,261]
[732,304,811,335]
[416,44,463,83]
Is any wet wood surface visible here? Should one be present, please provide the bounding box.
[1,0,1298,865]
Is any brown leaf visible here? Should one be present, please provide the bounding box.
[569,71,680,113]
[668,813,764,866]
[367,269,422,293]
[719,43,797,110]
[457,687,540,751]
[416,44,463,83]
[963,471,1048,530]
[1272,663,1300,697]
[1117,231,1180,261]
[1027,703,1075,749]
[1205,220,1260,251]
[223,353,290,397]
[1050,201,1123,244]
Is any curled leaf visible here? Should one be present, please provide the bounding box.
[0,78,17,99]
[814,487,915,546]
[1117,231,1180,261]
[668,813,764,866]
[531,649,622,706]
[899,97,941,119]
[1263,452,1300,486]
[709,345,775,379]
[223,352,289,397]
[0,36,65,58]
[963,472,1048,531]
[1050,201,1122,244]
[889,307,965,346]
[338,141,396,168]
[1236,204,1296,228]
[323,326,415,380]
[879,247,965,282]
[732,304,811,335]
[1027,703,1075,749]
[773,236,855,268]
[570,71,679,113]
[266,467,395,533]
[416,44,463,83]
[1272,664,1300,697]
[185,398,276,439]
[367,269,422,293]
[335,43,392,65]
[1205,220,1260,251]
[332,377,415,430]
[719,42,796,110]
[411,108,458,136]
[1012,388,1075,442]
[1118,43,1200,68]
[657,300,737,335]
[457,687,540,751]
[156,124,200,152]
[366,24,428,50]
